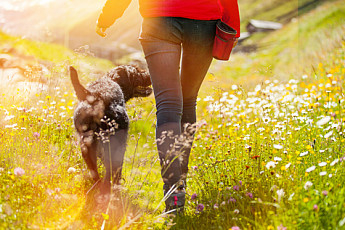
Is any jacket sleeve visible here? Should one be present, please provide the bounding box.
[219,0,240,38]
[97,0,132,28]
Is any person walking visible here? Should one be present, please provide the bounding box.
[96,0,240,212]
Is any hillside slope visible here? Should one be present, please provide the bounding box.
[0,0,142,57]
[1,0,336,60]
[210,0,345,89]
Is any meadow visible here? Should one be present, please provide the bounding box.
[1,0,345,229]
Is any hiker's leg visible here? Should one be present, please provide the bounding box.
[140,17,184,189]
[180,19,217,183]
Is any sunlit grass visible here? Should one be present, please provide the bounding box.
[179,42,345,229]
[0,30,114,75]
[1,1,345,229]
[1,38,344,229]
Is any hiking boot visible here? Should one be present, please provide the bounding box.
[164,182,186,214]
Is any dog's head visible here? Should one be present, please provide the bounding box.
[107,65,152,101]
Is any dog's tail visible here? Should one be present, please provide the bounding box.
[69,66,90,101]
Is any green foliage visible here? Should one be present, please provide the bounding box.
[222,0,345,81]
[0,30,114,73]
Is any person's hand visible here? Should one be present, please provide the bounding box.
[96,26,107,38]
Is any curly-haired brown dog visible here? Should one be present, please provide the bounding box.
[69,65,152,194]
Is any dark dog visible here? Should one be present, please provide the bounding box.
[69,65,152,194]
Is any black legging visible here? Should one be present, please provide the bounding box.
[140,17,216,189]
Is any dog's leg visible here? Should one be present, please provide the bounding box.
[81,140,100,182]
[101,129,128,194]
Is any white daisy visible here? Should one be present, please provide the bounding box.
[319,171,327,176]
[318,162,327,167]
[306,166,316,173]
[316,116,331,126]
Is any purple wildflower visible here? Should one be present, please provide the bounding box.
[313,204,318,211]
[14,167,25,176]
[277,224,287,230]
[231,226,240,230]
[233,185,239,191]
[229,197,236,203]
[196,203,204,212]
[33,132,40,138]
[322,190,328,196]
[246,192,253,199]
[191,193,197,200]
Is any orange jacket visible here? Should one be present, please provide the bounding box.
[97,0,240,37]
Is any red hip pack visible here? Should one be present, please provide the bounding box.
[212,20,237,61]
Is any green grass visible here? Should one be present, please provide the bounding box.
[175,42,345,229]
[0,30,114,76]
[1,0,345,229]
[2,39,344,230]
[220,0,345,84]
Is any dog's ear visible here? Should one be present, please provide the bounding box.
[69,66,90,101]
[115,66,129,80]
